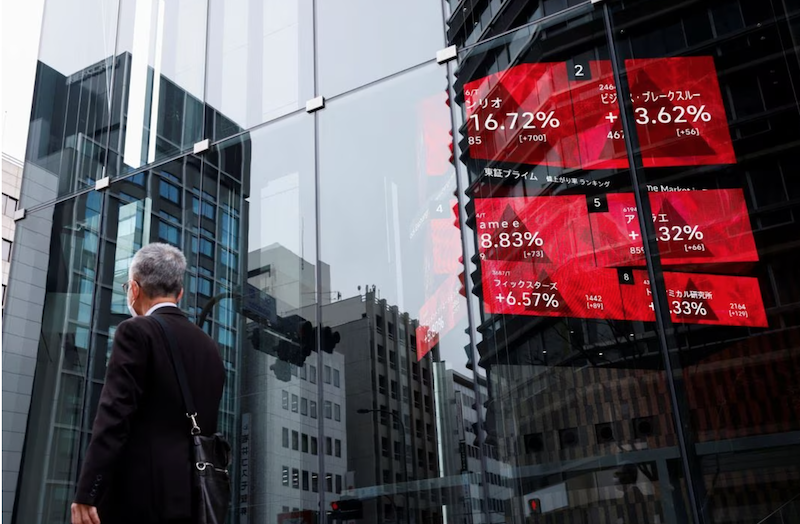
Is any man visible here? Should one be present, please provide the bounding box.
[72,243,226,524]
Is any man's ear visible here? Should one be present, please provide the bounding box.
[177,288,184,303]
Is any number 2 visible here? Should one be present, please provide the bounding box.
[574,64,585,77]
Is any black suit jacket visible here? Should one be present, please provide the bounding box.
[75,307,225,523]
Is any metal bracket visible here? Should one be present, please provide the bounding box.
[95,176,110,191]
[306,96,325,113]
[436,45,458,64]
[193,139,210,154]
[13,208,26,221]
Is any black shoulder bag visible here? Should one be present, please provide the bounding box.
[153,315,232,524]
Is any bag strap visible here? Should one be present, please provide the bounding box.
[153,314,202,436]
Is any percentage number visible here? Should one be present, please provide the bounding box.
[659,225,704,242]
[471,111,561,132]
[672,300,708,316]
[635,105,712,125]
[480,231,544,249]
[498,292,560,308]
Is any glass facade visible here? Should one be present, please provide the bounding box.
[3,1,800,523]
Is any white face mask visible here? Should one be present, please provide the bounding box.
[127,279,138,317]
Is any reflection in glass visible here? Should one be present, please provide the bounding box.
[205,0,314,141]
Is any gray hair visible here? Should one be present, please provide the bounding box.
[129,243,187,298]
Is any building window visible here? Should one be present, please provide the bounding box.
[282,428,289,448]
[300,365,307,380]
[302,434,309,453]
[326,474,333,492]
[391,380,398,400]
[325,401,332,419]
[335,439,342,458]
[377,344,385,363]
[158,221,179,245]
[310,400,317,419]
[379,375,387,395]
[312,473,318,493]
[336,474,342,494]
[302,470,309,491]
[159,180,180,203]
[282,466,289,486]
[311,437,318,456]
[2,194,18,217]
[292,468,299,489]
[324,365,332,384]
[292,431,299,451]
[333,368,340,387]
[382,437,390,457]
[291,394,299,413]
[2,239,11,262]
[394,441,401,461]
[309,365,317,384]
[282,391,289,410]
[301,397,308,416]
[334,403,341,422]
[326,437,332,456]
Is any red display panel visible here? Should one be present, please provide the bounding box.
[464,63,580,167]
[590,189,759,266]
[627,57,736,167]
[417,274,466,360]
[475,191,766,328]
[464,57,736,169]
[474,196,594,267]
[621,270,768,327]
[482,261,625,320]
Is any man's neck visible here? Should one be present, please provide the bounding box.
[138,297,177,315]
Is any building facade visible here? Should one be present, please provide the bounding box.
[3,0,800,523]
[1,155,23,307]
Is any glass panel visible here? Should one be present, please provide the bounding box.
[319,61,461,523]
[215,114,319,522]
[451,5,697,521]
[609,0,800,521]
[26,0,120,196]
[205,0,314,141]
[110,0,208,173]
[12,196,104,523]
[317,0,445,97]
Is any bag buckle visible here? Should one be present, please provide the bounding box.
[186,412,202,435]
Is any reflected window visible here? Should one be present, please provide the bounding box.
[300,397,308,416]
[282,427,289,448]
[333,369,340,387]
[292,431,299,451]
[159,181,180,204]
[324,365,331,384]
[291,394,298,413]
[324,401,332,419]
[282,466,289,486]
[310,401,317,419]
[311,437,318,456]
[334,403,341,421]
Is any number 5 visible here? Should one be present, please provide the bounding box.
[593,197,601,208]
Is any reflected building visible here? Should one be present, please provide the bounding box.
[5,52,247,524]
[310,290,443,524]
[433,368,514,524]
[241,246,346,523]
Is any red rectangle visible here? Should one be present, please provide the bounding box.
[464,63,580,167]
[626,57,736,167]
[464,57,736,169]
[589,189,758,267]
[474,196,594,268]
[663,272,768,327]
